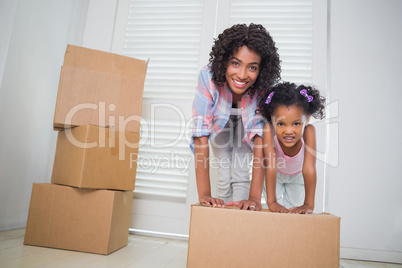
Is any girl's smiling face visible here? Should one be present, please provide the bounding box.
[272,105,308,153]
[225,46,261,101]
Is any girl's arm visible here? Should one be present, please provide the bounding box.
[264,123,289,213]
[289,124,316,214]
[194,136,224,207]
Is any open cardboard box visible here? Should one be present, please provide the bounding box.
[24,183,133,255]
[51,124,139,191]
[187,204,340,268]
[53,44,148,133]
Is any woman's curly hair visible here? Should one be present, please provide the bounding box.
[209,23,281,98]
[257,82,326,122]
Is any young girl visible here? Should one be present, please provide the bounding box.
[259,82,325,213]
[231,82,325,212]
[190,23,281,206]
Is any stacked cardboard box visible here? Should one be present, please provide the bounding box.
[24,45,148,254]
[187,204,341,268]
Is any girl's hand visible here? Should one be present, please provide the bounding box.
[226,200,261,211]
[268,202,289,213]
[199,196,225,207]
[288,204,313,214]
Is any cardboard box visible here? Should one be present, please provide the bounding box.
[24,183,133,255]
[187,204,340,268]
[53,44,148,133]
[51,124,139,191]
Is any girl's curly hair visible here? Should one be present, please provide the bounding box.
[209,23,281,98]
[257,82,326,122]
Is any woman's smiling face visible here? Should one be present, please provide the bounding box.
[225,46,261,100]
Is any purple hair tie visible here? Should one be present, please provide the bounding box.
[265,92,274,104]
[300,89,313,102]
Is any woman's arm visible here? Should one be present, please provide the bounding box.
[192,67,225,206]
[194,136,224,207]
[248,135,264,210]
[244,135,265,210]
[226,135,264,211]
[289,124,316,214]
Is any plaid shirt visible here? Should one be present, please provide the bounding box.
[190,65,264,153]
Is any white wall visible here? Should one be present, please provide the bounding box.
[0,0,85,231]
[327,0,402,262]
[0,0,18,90]
[81,0,117,52]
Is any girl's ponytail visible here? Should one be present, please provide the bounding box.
[297,85,325,120]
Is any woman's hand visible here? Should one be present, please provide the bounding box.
[268,201,289,213]
[288,204,313,214]
[226,200,261,211]
[199,195,225,207]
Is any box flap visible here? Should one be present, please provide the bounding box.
[192,203,340,217]
[64,45,147,79]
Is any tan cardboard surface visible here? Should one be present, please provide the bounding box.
[24,183,133,255]
[187,204,340,268]
[51,125,139,191]
[53,45,148,133]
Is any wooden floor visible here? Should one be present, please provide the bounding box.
[0,228,400,268]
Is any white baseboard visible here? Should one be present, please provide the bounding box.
[129,228,189,241]
[341,247,402,264]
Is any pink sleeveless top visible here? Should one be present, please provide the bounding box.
[274,136,305,175]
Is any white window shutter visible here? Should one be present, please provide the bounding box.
[122,0,206,199]
[135,119,191,199]
[123,0,205,100]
